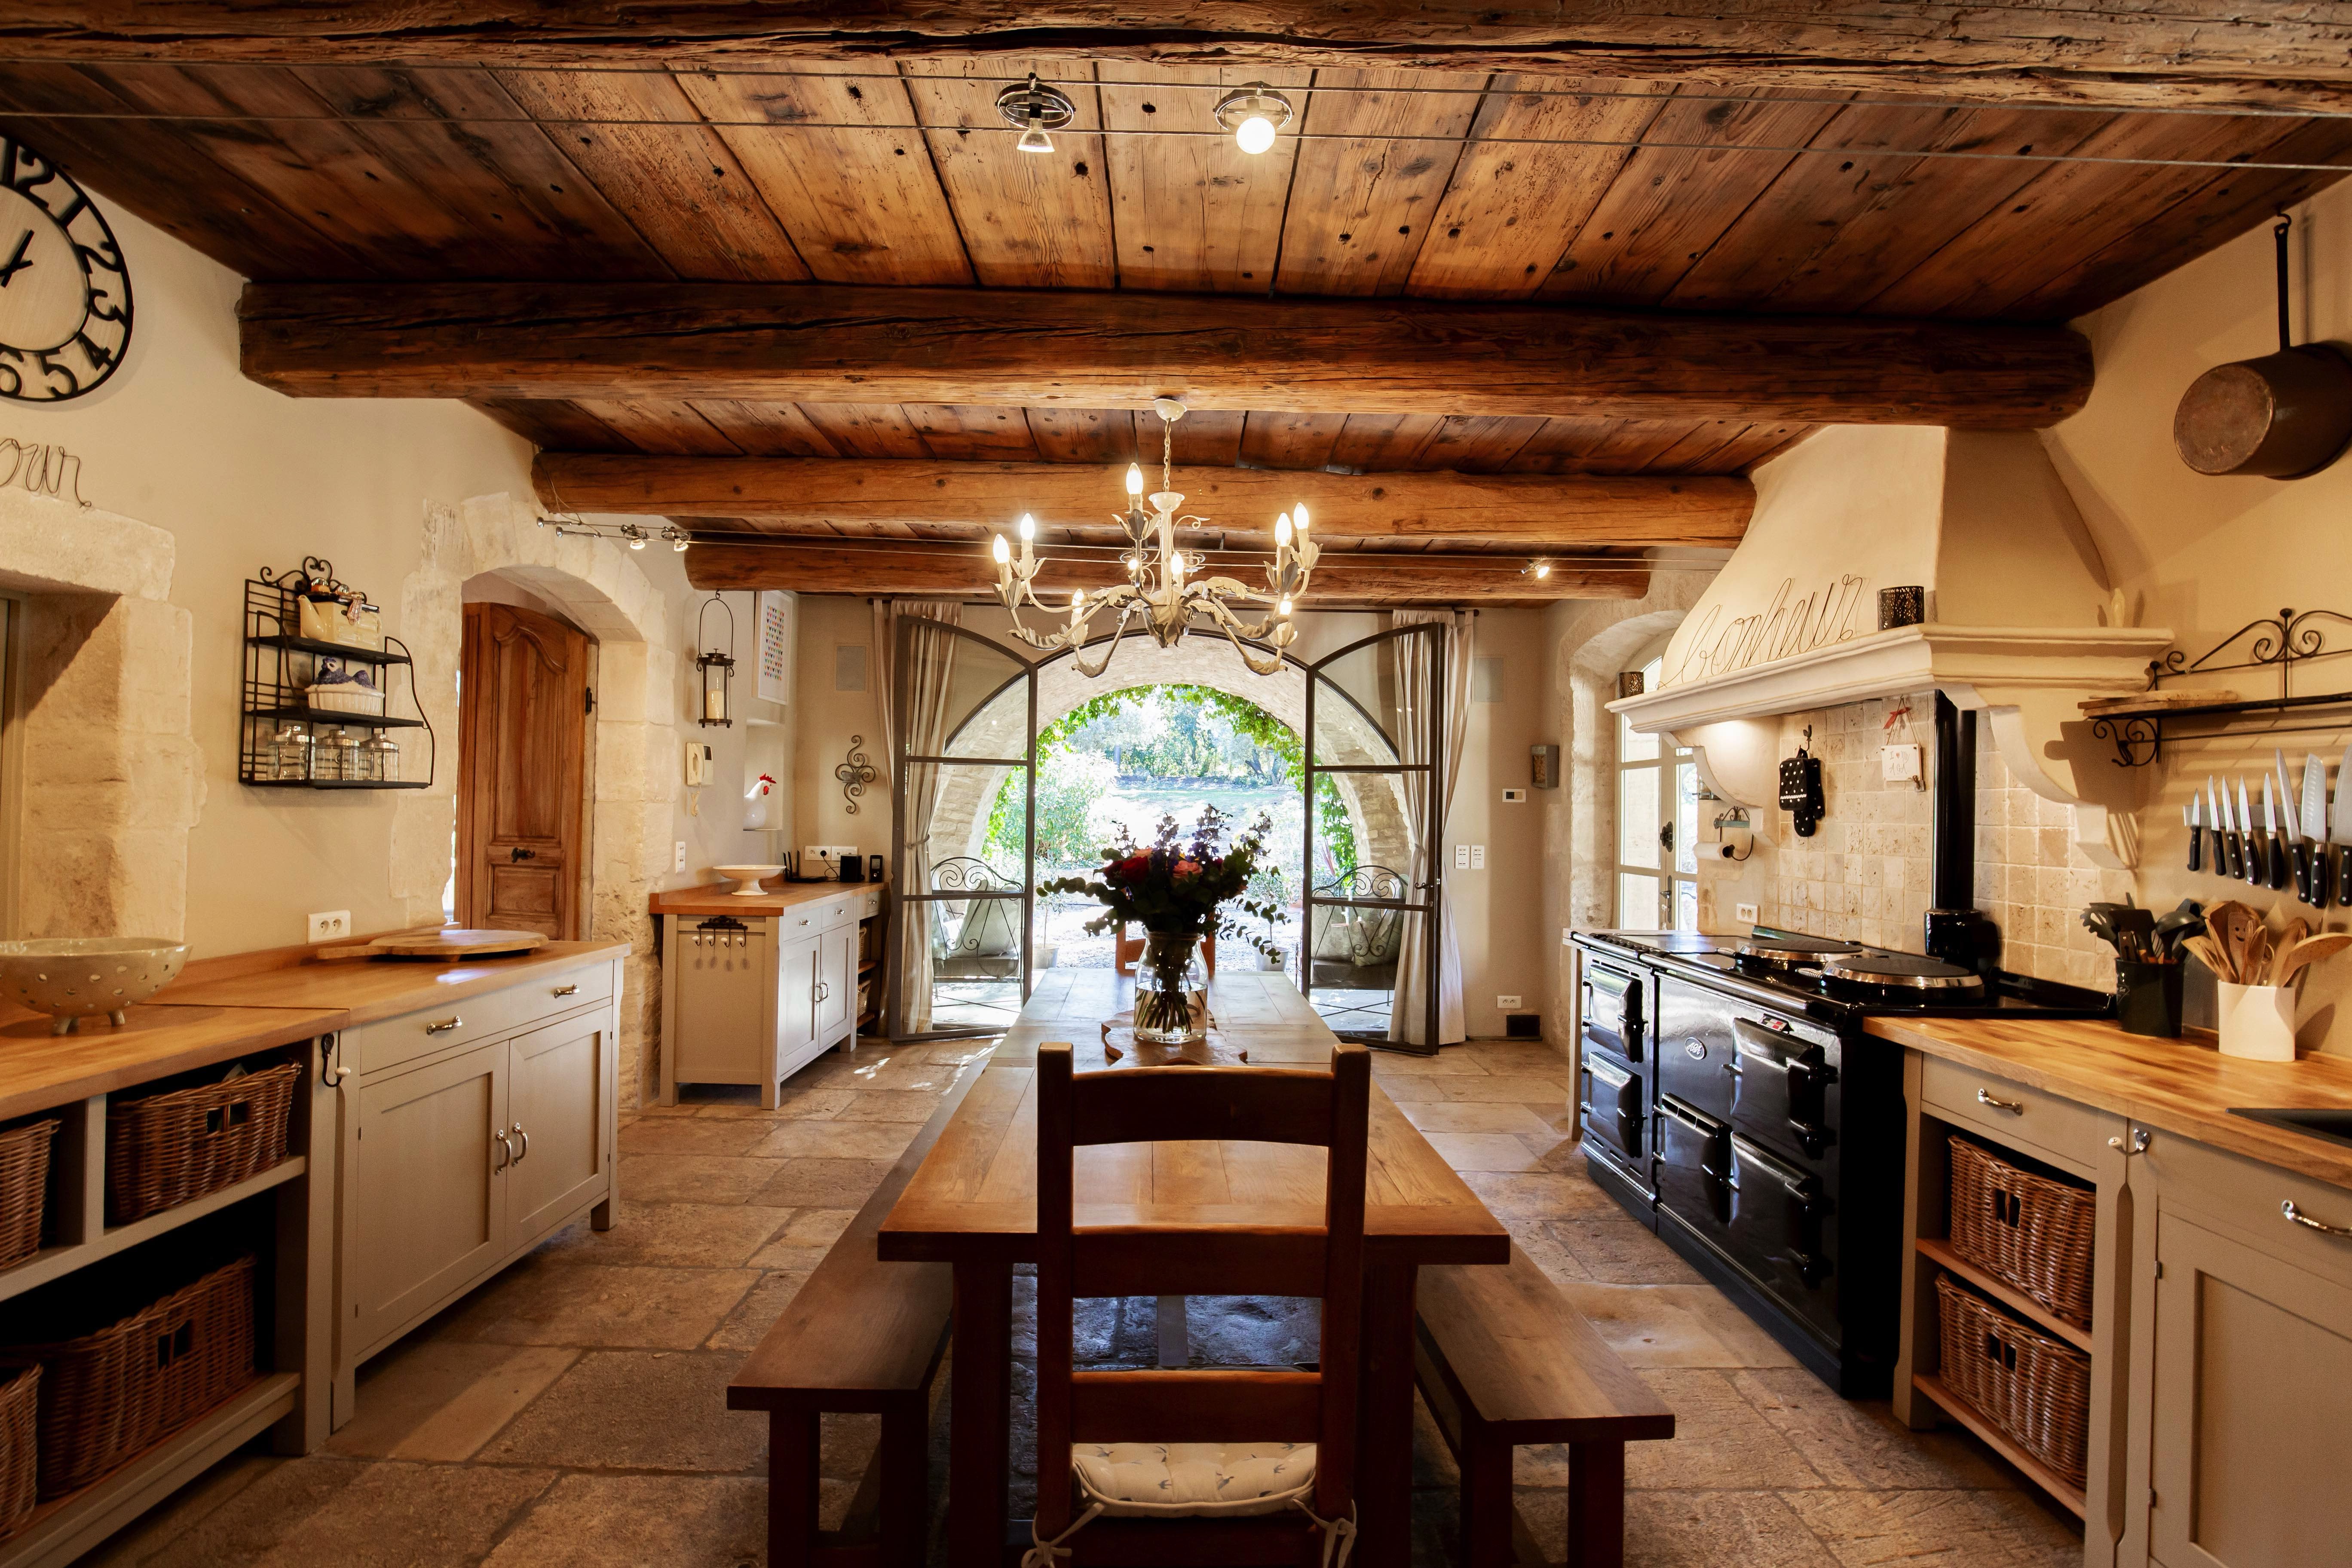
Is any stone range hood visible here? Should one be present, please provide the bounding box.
[1611,426,2172,869]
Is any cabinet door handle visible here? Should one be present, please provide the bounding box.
[426,1016,463,1035]
[1976,1088,2024,1115]
[552,983,578,997]
[511,1122,530,1163]
[493,1129,512,1172]
[2282,1199,2352,1237]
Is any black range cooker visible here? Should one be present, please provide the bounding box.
[1571,926,2107,1396]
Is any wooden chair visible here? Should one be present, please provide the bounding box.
[1112,923,1216,979]
[1413,1248,1676,1568]
[1026,1043,1369,1567]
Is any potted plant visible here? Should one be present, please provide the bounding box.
[1044,808,1283,1043]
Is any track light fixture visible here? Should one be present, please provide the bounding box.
[538,513,692,551]
[1214,83,1294,154]
[996,73,1077,154]
[1525,559,1553,580]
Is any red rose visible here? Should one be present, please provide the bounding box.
[1114,854,1151,880]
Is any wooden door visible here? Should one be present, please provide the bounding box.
[459,602,589,938]
[344,1041,508,1358]
[2148,1210,2352,1567]
[506,1013,613,1249]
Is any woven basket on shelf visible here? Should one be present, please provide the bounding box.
[1935,1272,2092,1488]
[0,1119,57,1271]
[1947,1135,2097,1327]
[0,1364,35,1539]
[106,1061,298,1225]
[4,1254,256,1498]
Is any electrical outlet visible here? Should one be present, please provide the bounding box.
[1501,787,1527,803]
[306,910,349,943]
[674,840,688,872]
[1470,844,1486,870]
[1736,902,1759,924]
[1497,993,1523,1010]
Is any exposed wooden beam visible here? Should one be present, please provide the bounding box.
[533,453,1754,545]
[242,282,2090,428]
[681,539,1647,603]
[9,4,2352,114]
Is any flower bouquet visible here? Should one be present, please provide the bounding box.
[1042,806,1283,1044]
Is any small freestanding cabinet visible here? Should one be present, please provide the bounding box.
[653,880,885,1107]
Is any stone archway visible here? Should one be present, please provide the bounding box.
[399,492,680,1105]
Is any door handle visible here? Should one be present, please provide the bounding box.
[493,1129,512,1172]
[510,1122,529,1164]
[426,1016,463,1035]
[2282,1199,2352,1237]
[510,846,536,861]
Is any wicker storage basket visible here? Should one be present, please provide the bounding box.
[0,1364,35,1539]
[0,1119,57,1271]
[1934,1272,2091,1489]
[1947,1134,2096,1327]
[106,1063,298,1226]
[5,1254,255,1498]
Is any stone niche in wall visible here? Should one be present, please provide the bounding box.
[1611,426,2174,869]
[0,486,202,938]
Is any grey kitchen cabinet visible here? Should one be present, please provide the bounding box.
[658,884,881,1106]
[778,932,821,1072]
[2137,1134,2352,1568]
[336,959,619,1426]
[817,921,857,1044]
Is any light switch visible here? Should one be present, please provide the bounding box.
[1453,843,1470,869]
[1470,845,1486,870]
[674,840,687,872]
[1501,787,1527,803]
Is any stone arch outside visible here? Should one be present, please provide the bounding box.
[398,492,681,1105]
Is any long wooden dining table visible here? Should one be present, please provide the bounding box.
[878,967,1511,1567]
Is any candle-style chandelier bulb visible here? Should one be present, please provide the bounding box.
[1071,587,1086,608]
[1278,596,1294,617]
[1125,463,1144,497]
[1018,512,1036,541]
[992,534,1011,563]
[1292,502,1310,533]
[1274,511,1292,546]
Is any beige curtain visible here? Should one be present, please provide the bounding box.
[881,600,963,1035]
[1388,609,1473,1047]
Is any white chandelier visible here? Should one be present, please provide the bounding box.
[990,399,1317,678]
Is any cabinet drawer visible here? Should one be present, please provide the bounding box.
[346,962,611,1076]
[1920,1056,2109,1169]
[779,897,862,936]
[2147,1129,2352,1292]
[861,888,882,919]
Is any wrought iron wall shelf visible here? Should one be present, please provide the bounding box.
[2093,606,2352,767]
[239,558,437,789]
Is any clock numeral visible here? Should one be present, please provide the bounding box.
[31,351,82,398]
[71,330,115,371]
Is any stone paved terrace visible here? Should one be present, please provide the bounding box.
[85,1041,2080,1568]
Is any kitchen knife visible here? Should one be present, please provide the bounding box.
[2275,751,2306,897]
[2187,795,2203,873]
[2303,753,2331,904]
[2242,777,2267,887]
[2215,776,2245,880]
[2335,745,2352,906]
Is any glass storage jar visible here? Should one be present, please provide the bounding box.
[359,733,399,784]
[270,723,312,781]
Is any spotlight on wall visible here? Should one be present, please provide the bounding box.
[1214,83,1294,155]
[1524,559,1553,580]
[996,73,1076,154]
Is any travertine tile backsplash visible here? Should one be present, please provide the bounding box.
[1758,693,2127,990]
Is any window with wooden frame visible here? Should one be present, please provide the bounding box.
[1614,639,1699,932]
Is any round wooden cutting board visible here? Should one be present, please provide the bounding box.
[320,928,550,961]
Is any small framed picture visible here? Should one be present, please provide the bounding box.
[757,591,796,705]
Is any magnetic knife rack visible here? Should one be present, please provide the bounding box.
[2092,606,2352,768]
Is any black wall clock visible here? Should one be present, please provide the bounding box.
[0,137,131,404]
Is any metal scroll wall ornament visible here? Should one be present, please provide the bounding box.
[2092,605,2352,766]
[835,735,877,815]
[0,137,133,404]
[989,398,1315,679]
[2174,212,2352,479]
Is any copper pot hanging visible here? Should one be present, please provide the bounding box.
[2174,214,2352,478]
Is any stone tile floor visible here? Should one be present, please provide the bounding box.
[84,1041,2082,1567]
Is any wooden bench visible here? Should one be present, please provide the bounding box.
[727,1068,977,1567]
[1413,1247,1676,1568]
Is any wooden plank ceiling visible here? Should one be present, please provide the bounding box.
[0,54,2342,592]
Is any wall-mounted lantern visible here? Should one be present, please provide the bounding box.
[697,594,735,727]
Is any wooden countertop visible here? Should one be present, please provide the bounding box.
[649,879,885,918]
[152,940,630,1028]
[1865,1014,2352,1190]
[0,1000,343,1120]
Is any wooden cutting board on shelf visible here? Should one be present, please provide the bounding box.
[319,928,549,961]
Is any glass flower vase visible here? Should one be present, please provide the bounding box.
[1132,931,1209,1045]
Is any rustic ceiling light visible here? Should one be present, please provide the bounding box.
[996,74,1076,154]
[1525,559,1553,580]
[1214,83,1293,154]
[989,398,1316,678]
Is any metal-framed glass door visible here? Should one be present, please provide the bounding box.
[886,618,1035,1042]
[1302,623,1444,1054]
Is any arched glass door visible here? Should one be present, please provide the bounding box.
[886,618,1035,1041]
[1302,623,1444,1054]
